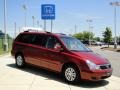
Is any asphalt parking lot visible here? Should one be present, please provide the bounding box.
[0,48,120,90]
[90,46,120,77]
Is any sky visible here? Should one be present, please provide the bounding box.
[0,0,120,38]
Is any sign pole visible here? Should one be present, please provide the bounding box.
[44,20,46,31]
[41,4,55,32]
[51,20,53,32]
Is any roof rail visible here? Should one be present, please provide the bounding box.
[24,30,52,34]
[55,33,66,35]
[24,29,39,32]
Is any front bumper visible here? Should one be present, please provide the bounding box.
[80,68,113,81]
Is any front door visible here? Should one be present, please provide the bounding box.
[44,36,66,72]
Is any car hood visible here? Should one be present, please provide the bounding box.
[72,51,109,65]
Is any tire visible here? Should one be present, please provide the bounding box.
[62,65,80,83]
[15,54,25,68]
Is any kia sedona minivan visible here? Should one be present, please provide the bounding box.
[11,30,112,83]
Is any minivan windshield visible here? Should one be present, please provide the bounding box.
[60,36,92,52]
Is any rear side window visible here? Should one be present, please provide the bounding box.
[15,34,34,44]
[32,34,48,47]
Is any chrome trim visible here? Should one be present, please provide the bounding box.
[98,64,111,70]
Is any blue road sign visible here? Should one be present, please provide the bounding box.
[41,4,55,20]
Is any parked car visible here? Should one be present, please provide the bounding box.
[91,41,105,46]
[82,40,89,45]
[96,42,103,46]
[11,30,112,83]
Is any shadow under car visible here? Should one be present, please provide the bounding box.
[7,63,109,88]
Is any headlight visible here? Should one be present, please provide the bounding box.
[86,60,100,70]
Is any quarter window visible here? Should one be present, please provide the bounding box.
[15,34,31,44]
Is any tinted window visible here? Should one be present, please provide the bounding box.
[32,34,48,47]
[15,34,22,42]
[15,34,32,43]
[46,36,59,49]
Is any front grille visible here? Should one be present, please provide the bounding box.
[101,76,110,79]
[100,64,111,69]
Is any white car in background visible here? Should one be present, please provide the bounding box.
[96,41,104,46]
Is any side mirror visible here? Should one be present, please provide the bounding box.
[54,43,63,51]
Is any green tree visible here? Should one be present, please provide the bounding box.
[103,27,112,47]
[82,31,94,41]
[0,30,4,38]
[73,32,84,40]
[73,31,94,41]
[94,37,101,41]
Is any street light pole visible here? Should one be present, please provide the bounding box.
[14,22,16,38]
[32,16,35,27]
[19,27,21,33]
[75,25,77,34]
[110,1,120,49]
[114,6,117,49]
[86,19,93,46]
[3,0,8,51]
[22,5,27,27]
[37,21,39,27]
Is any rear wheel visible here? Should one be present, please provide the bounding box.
[63,65,80,83]
[15,54,25,68]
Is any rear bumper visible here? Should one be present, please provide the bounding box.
[80,68,113,81]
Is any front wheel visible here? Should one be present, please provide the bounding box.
[63,65,80,83]
[15,54,25,68]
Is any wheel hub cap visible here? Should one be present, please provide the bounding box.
[65,68,76,81]
[16,56,23,66]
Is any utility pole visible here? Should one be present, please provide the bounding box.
[3,0,8,51]
[110,2,120,49]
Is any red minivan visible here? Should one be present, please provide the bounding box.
[11,30,112,83]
